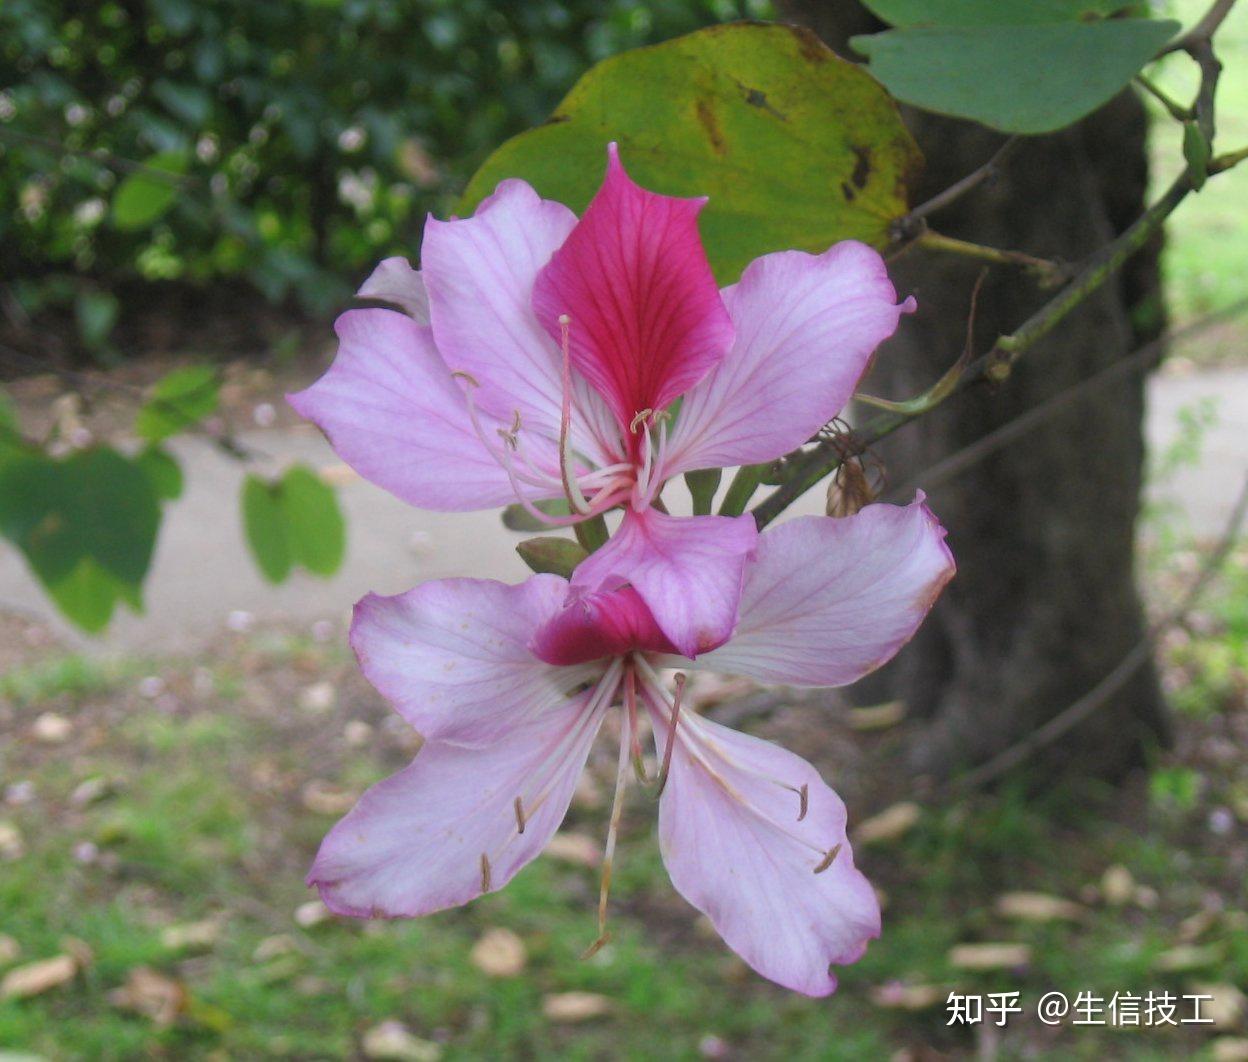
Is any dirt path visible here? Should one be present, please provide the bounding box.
[2,367,1245,655]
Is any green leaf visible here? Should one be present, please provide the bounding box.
[516,536,588,577]
[0,448,161,632]
[461,23,920,283]
[134,365,220,443]
[110,151,188,231]
[502,498,571,532]
[242,475,291,584]
[861,0,1140,26]
[685,468,722,516]
[280,466,345,577]
[1183,121,1210,191]
[136,446,184,501]
[241,465,346,583]
[74,289,120,350]
[852,17,1179,134]
[151,79,212,126]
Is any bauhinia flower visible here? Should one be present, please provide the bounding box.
[289,144,915,657]
[307,498,954,996]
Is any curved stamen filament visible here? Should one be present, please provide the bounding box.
[654,670,685,795]
[557,315,592,516]
[585,696,633,959]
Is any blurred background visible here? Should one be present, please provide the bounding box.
[2,0,1247,1058]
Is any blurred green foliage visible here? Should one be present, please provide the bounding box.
[1,0,770,335]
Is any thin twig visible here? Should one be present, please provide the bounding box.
[892,138,1018,237]
[885,297,1248,500]
[1158,0,1238,56]
[914,230,1069,287]
[1134,74,1193,121]
[956,471,1248,789]
[0,127,201,186]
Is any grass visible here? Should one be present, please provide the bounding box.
[2,545,1247,1060]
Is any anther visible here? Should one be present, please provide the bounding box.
[451,369,480,388]
[813,843,842,874]
[480,852,492,892]
[630,408,653,434]
[513,796,526,834]
[655,672,687,796]
[497,410,522,449]
[797,783,809,822]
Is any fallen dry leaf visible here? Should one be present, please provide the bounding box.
[870,981,945,1010]
[1213,1037,1248,1061]
[108,966,187,1026]
[1178,908,1219,943]
[947,943,1031,971]
[301,780,358,816]
[1100,864,1135,906]
[298,681,336,714]
[0,821,24,861]
[542,991,612,1022]
[344,720,374,747]
[294,900,331,928]
[994,892,1085,923]
[69,776,114,808]
[1154,944,1224,973]
[0,934,20,965]
[543,832,600,868]
[161,920,220,952]
[32,711,71,743]
[846,700,907,731]
[253,934,300,962]
[1190,983,1246,1030]
[1,954,78,999]
[361,1020,442,1061]
[853,802,921,845]
[469,928,526,978]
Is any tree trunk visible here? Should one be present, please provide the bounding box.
[781,2,1169,780]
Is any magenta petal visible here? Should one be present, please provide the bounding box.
[696,499,954,686]
[571,508,757,659]
[309,690,604,918]
[421,179,614,464]
[350,575,597,745]
[666,241,915,473]
[288,309,530,511]
[656,713,880,996]
[357,256,430,322]
[530,584,679,667]
[532,144,734,433]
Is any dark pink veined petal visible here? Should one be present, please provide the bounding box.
[532,143,734,436]
[689,499,954,686]
[529,584,678,667]
[350,575,601,746]
[654,712,880,996]
[570,508,757,659]
[288,309,548,511]
[309,687,605,919]
[422,179,615,466]
[665,241,915,474]
[357,256,430,322]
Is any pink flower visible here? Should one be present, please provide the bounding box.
[307,498,954,996]
[289,144,915,657]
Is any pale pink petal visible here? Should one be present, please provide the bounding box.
[532,144,733,436]
[288,309,539,510]
[571,508,756,659]
[530,584,678,667]
[422,179,614,465]
[357,256,430,322]
[655,712,880,996]
[350,574,599,745]
[691,499,954,686]
[310,690,604,918]
[665,242,915,474]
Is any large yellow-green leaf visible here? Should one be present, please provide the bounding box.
[461,23,920,284]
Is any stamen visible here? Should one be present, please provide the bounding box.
[480,853,492,892]
[557,315,592,516]
[797,783,809,822]
[813,843,842,874]
[655,671,686,796]
[629,409,653,434]
[513,796,526,834]
[587,700,632,958]
[624,665,647,783]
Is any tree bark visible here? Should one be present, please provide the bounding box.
[781,2,1170,780]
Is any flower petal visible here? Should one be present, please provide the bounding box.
[350,574,598,745]
[530,584,678,667]
[666,241,915,473]
[310,689,605,918]
[288,309,535,511]
[422,179,614,465]
[532,144,733,434]
[655,712,880,996]
[692,499,954,686]
[571,508,756,659]
[357,256,430,322]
